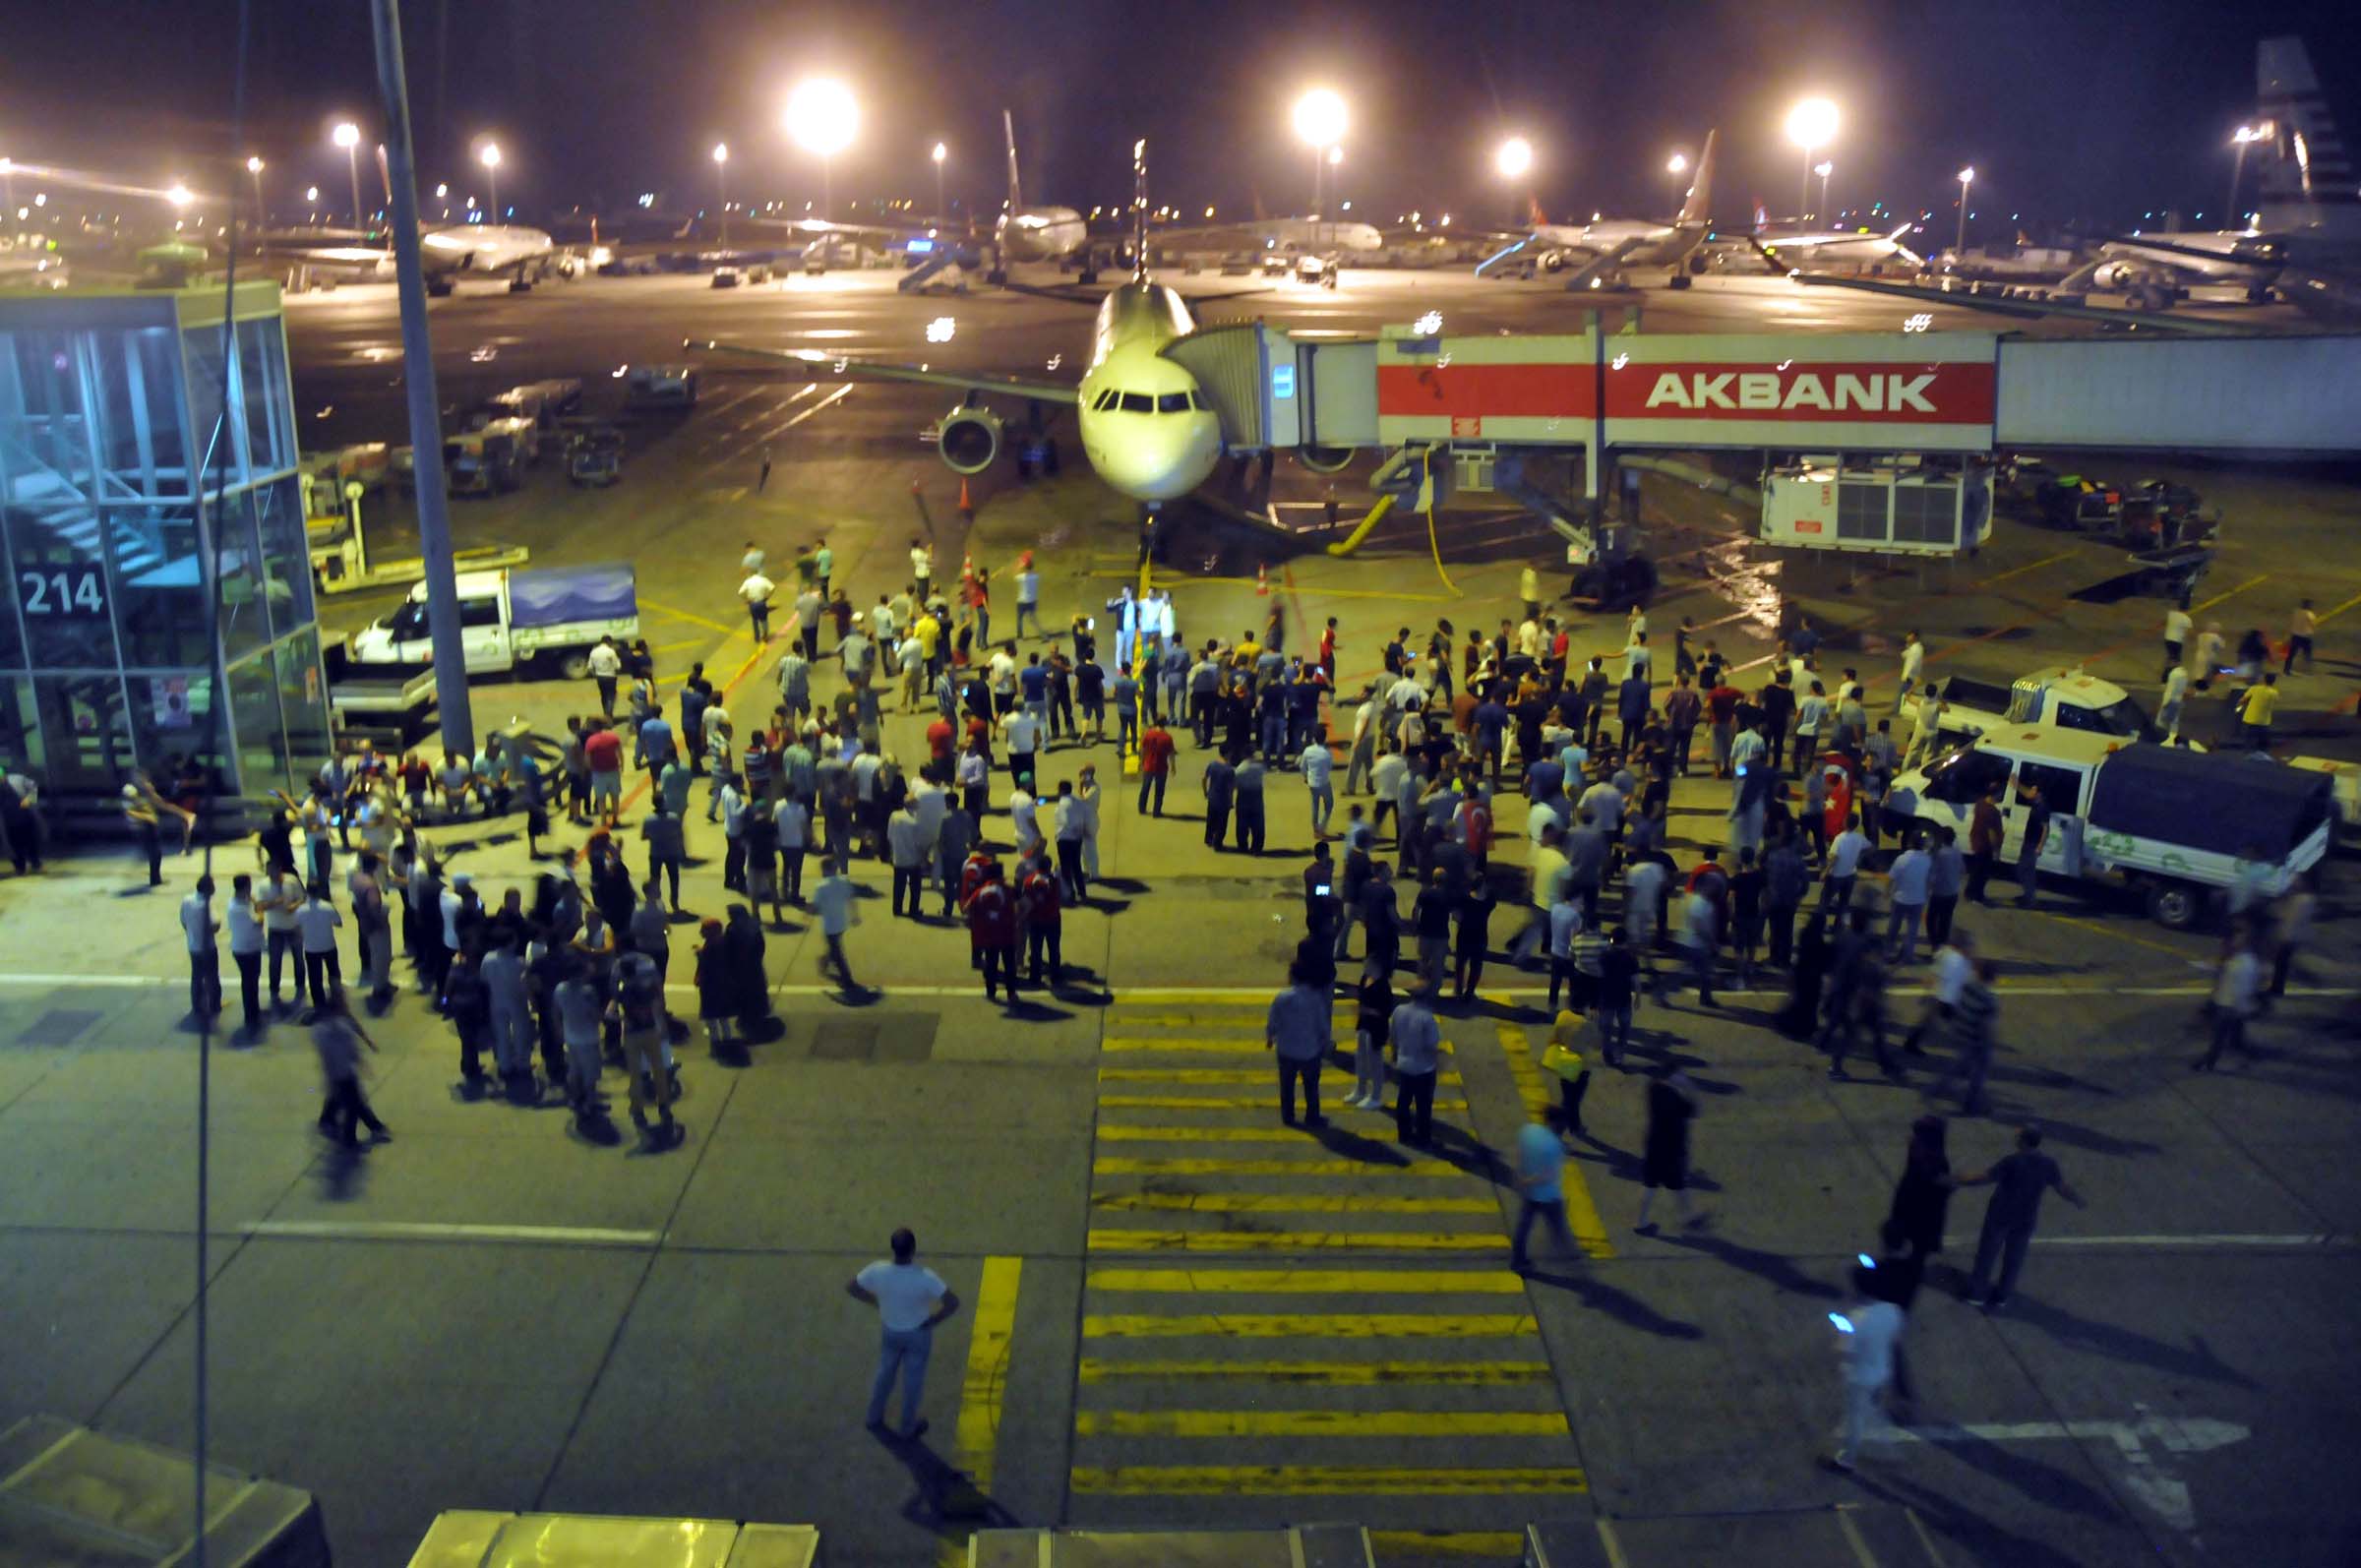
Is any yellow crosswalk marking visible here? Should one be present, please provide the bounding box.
[1098,1095,1470,1111]
[1097,1124,1444,1142]
[1087,1268,1525,1294]
[1101,1066,1463,1085]
[1092,1230,1503,1254]
[1093,1157,1468,1177]
[1093,1192,1498,1215]
[1495,1022,1615,1262]
[1069,1465,1588,1496]
[1368,1531,1531,1559]
[1076,1409,1568,1438]
[1077,1358,1551,1385]
[1083,1313,1539,1338]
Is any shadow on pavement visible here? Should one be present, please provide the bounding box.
[1664,1231,1843,1298]
[1523,1264,1708,1339]
[1997,1297,2260,1390]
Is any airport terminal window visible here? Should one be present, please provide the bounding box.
[87,328,191,500]
[30,674,133,794]
[212,493,269,667]
[251,476,313,638]
[1836,482,1888,541]
[2,331,97,501]
[5,505,120,669]
[236,320,295,477]
[226,647,286,792]
[1119,392,1153,413]
[1157,392,1190,413]
[180,328,235,488]
[272,628,330,781]
[107,504,211,669]
[1891,483,1957,545]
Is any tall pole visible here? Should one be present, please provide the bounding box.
[2227,140,2247,225]
[370,0,475,754]
[820,155,831,222]
[1798,148,1812,219]
[346,145,364,234]
[1312,149,1322,216]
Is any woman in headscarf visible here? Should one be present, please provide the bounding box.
[695,919,740,1060]
[724,903,769,1033]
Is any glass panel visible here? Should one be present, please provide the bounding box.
[1,331,97,504]
[181,326,237,489]
[107,503,209,667]
[253,474,314,637]
[236,319,295,477]
[30,673,134,793]
[0,677,37,778]
[213,490,269,666]
[128,669,218,798]
[4,503,118,667]
[273,628,331,783]
[226,647,286,796]
[87,326,192,499]
[0,532,20,669]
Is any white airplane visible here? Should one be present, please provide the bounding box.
[689,141,1223,507]
[1752,220,1923,272]
[260,222,556,291]
[1478,128,1718,286]
[995,109,1087,263]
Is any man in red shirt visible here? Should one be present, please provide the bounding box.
[1706,678,1743,778]
[1018,859,1062,987]
[925,715,955,763]
[1318,617,1339,680]
[1136,720,1176,815]
[963,860,1019,1003]
[583,723,625,827]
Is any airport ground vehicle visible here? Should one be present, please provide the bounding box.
[1885,726,2332,927]
[1929,666,2165,749]
[2000,458,2124,532]
[343,563,637,679]
[443,428,525,495]
[712,266,742,288]
[1220,252,1255,275]
[567,426,625,486]
[625,363,699,409]
[324,645,440,749]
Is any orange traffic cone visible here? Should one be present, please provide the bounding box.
[958,477,973,515]
[1255,563,1270,597]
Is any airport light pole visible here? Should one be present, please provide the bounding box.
[1815,160,1833,221]
[932,141,946,222]
[1666,151,1688,215]
[786,77,858,223]
[1292,87,1347,215]
[479,142,502,218]
[2228,124,2262,225]
[1495,136,1534,228]
[369,0,475,756]
[1955,166,1974,257]
[333,120,363,232]
[244,156,265,229]
[713,143,730,246]
[1325,145,1343,221]
[1785,96,1838,219]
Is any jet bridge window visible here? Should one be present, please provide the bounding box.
[1157,392,1190,413]
[1119,392,1154,413]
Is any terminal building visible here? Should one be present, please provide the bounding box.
[0,278,328,829]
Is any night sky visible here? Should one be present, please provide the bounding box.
[4,0,2356,232]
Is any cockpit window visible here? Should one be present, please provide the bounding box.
[1089,389,1118,411]
[1157,392,1190,413]
[1189,390,1210,411]
[1119,392,1153,413]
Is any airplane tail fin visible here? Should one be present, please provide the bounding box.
[1676,129,1717,225]
[1002,108,1024,214]
[1886,221,1915,243]
[2256,36,2356,226]
[1528,196,1550,228]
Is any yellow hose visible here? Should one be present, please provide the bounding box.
[1424,506,1461,596]
[1322,494,1397,558]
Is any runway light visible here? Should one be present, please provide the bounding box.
[1494,136,1534,181]
[926,316,955,343]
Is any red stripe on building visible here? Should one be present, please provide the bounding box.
[1375,362,1599,420]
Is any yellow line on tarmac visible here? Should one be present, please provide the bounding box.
[637,596,745,637]
[1496,1024,1614,1261]
[2315,585,2361,628]
[953,1257,1021,1494]
[1096,1125,1441,1142]
[1093,1158,1467,1177]
[1101,1066,1463,1086]
[1077,1358,1550,1385]
[1368,1531,1532,1559]
[1081,571,1457,603]
[1973,550,2073,589]
[1097,1095,1469,1112]
[1082,1312,1540,1339]
[1092,1192,1497,1215]
[2191,573,2268,614]
[1076,1409,1566,1438]
[1068,1465,1587,1496]
[1091,1230,1502,1253]
[1087,1268,1525,1295]
[2027,907,2191,959]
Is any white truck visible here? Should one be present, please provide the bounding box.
[1884,724,2334,927]
[343,563,637,680]
[1925,665,2169,752]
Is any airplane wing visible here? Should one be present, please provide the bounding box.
[1562,236,1654,289]
[686,338,1079,404]
[1476,236,1559,277]
[1785,272,2267,335]
[1741,237,1796,276]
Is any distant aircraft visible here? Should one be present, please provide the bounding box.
[1750,220,1924,273]
[994,109,1088,264]
[1476,129,1719,287]
[256,222,557,292]
[690,141,1227,508]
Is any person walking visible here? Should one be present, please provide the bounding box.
[1509,1108,1579,1273]
[1136,718,1175,815]
[2233,672,2280,751]
[1896,630,1926,711]
[1348,961,1395,1110]
[888,800,927,917]
[2197,933,2264,1070]
[1821,1262,1906,1474]
[2283,598,2317,674]
[1019,854,1064,987]
[2161,604,2192,683]
[1265,963,1334,1129]
[613,946,677,1146]
[1388,983,1441,1146]
[814,857,861,993]
[587,635,624,719]
[311,992,388,1150]
[738,563,776,642]
[1957,1126,2084,1310]
[1234,753,1267,855]
[1301,733,1336,837]
[1544,1008,1593,1135]
[965,859,1019,1005]
[1929,957,2003,1114]
[1885,831,1932,964]
[1633,1065,1705,1235]
[847,1229,961,1441]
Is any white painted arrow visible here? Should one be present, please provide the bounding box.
[1870,1408,2250,1532]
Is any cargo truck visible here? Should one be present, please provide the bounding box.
[342,562,636,680]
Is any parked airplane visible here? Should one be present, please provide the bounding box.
[995,110,1087,263]
[258,222,557,291]
[689,141,1224,507]
[1750,220,1923,273]
[1477,129,1718,286]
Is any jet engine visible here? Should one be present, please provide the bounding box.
[938,405,1003,474]
[1298,445,1357,474]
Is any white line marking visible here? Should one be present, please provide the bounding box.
[244,1220,660,1247]
[1876,1415,2248,1534]
[2028,1233,2349,1249]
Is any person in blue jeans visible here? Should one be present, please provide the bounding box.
[1510,1114,1578,1272]
[846,1228,962,1440]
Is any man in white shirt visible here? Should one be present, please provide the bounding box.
[2161,605,2193,683]
[1825,814,1871,913]
[1052,780,1090,900]
[1905,933,1974,1054]
[1007,783,1040,857]
[1885,832,1933,964]
[2199,941,2263,1070]
[1903,693,1944,769]
[1624,633,1652,683]
[1824,1264,1906,1473]
[297,881,345,1009]
[738,569,776,641]
[1513,824,1570,965]
[180,875,221,1021]
[2157,664,2189,739]
[1387,987,1443,1147]
[1578,775,1625,838]
[1387,667,1427,721]
[814,858,861,991]
[225,873,267,1036]
[1343,692,1381,795]
[1897,631,1926,708]
[261,867,307,1012]
[585,636,624,718]
[1001,706,1042,792]
[1794,682,1830,758]
[846,1227,961,1439]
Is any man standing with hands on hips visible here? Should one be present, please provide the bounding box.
[847,1228,961,1441]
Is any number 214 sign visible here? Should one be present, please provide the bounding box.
[19,567,106,619]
